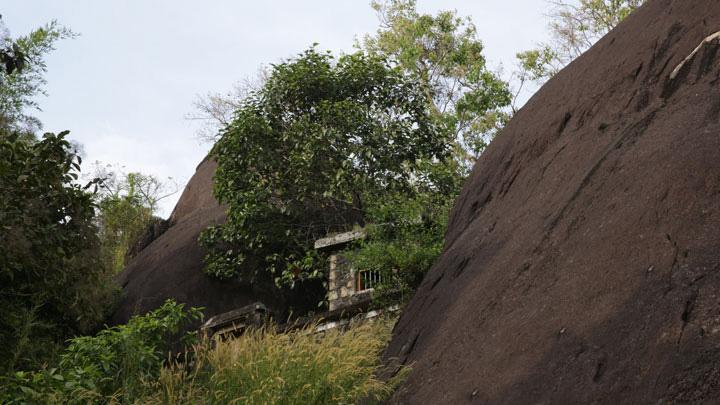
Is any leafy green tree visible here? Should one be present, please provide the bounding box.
[0,16,119,375]
[0,17,26,131]
[198,1,511,310]
[92,166,176,273]
[201,47,451,307]
[0,130,116,373]
[341,0,506,304]
[359,0,511,165]
[516,0,644,86]
[0,18,74,134]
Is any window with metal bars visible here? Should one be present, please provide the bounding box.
[356,269,381,292]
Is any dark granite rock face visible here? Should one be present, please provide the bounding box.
[385,1,720,403]
[111,159,281,325]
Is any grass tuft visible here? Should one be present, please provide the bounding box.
[141,316,406,404]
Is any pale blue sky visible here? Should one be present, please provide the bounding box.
[3,1,551,216]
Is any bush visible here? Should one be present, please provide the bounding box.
[0,300,202,404]
[346,190,454,306]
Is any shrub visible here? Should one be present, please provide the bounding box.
[0,300,202,404]
[346,190,454,306]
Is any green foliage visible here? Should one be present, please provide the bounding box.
[141,317,405,404]
[0,18,75,133]
[0,300,203,404]
[97,194,153,273]
[1,306,401,405]
[360,0,511,164]
[200,1,510,314]
[0,24,26,79]
[516,46,559,83]
[58,300,202,400]
[93,168,171,274]
[0,130,116,373]
[341,145,462,307]
[202,47,450,299]
[516,0,645,84]
[346,189,453,306]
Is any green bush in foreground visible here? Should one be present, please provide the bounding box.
[0,300,202,404]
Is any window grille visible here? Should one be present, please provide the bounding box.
[356,269,381,291]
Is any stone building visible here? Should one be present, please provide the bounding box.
[314,229,380,311]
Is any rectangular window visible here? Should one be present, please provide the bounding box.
[356,269,381,292]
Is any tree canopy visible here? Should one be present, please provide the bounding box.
[93,167,176,274]
[0,18,74,134]
[0,17,116,373]
[0,131,115,372]
[201,47,451,300]
[189,1,511,309]
[359,0,511,165]
[516,0,645,84]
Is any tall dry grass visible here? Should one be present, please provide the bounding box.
[141,316,406,404]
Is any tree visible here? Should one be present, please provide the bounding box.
[0,16,26,131]
[186,68,268,144]
[92,165,177,274]
[516,0,645,86]
[0,17,75,134]
[0,131,116,373]
[0,22,26,80]
[359,0,511,165]
[0,17,122,375]
[201,47,451,309]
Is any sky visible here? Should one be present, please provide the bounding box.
[3,0,551,217]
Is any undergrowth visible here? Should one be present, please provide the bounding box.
[142,318,405,404]
[1,301,405,404]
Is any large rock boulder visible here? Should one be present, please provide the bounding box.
[111,158,280,324]
[385,0,720,403]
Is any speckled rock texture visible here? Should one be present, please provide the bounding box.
[385,1,720,403]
